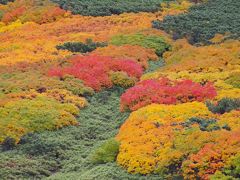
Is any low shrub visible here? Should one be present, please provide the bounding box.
[49,55,143,91]
[0,71,94,96]
[91,138,120,164]
[1,137,16,151]
[56,39,107,53]
[206,98,240,114]
[92,45,158,69]
[110,34,171,57]
[110,71,136,88]
[0,96,79,143]
[51,0,164,16]
[0,0,14,5]
[0,0,67,24]
[152,0,240,44]
[121,78,217,111]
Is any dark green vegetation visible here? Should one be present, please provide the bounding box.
[145,58,165,73]
[0,88,162,179]
[183,117,230,132]
[56,39,107,53]
[206,98,240,114]
[51,0,165,16]
[153,0,240,44]
[0,0,13,5]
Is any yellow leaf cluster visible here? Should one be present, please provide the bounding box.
[116,102,215,174]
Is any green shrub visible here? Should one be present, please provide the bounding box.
[206,98,240,114]
[210,154,240,179]
[210,171,235,180]
[56,39,107,53]
[153,0,240,44]
[224,154,240,178]
[1,137,16,151]
[91,138,120,164]
[184,117,222,132]
[144,58,165,73]
[111,34,171,56]
[51,0,165,16]
[0,0,14,5]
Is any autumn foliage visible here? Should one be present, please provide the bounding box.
[120,78,217,111]
[117,102,240,178]
[0,0,239,179]
[0,0,67,24]
[49,55,143,91]
[92,45,158,69]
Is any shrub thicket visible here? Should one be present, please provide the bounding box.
[153,0,240,44]
[56,39,107,53]
[206,98,240,114]
[51,0,165,16]
[0,88,164,179]
[111,34,171,57]
[0,96,79,143]
[0,0,14,5]
[0,72,93,96]
[91,138,120,164]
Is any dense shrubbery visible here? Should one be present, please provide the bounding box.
[91,138,120,164]
[51,0,164,16]
[0,96,79,143]
[92,45,158,69]
[0,0,67,24]
[153,0,240,44]
[56,39,107,53]
[207,98,240,114]
[49,55,143,91]
[111,33,171,56]
[0,71,93,96]
[110,72,137,88]
[182,131,240,179]
[0,0,239,179]
[117,102,240,178]
[121,78,216,111]
[117,102,216,175]
[0,0,13,5]
[0,88,150,179]
[182,117,222,132]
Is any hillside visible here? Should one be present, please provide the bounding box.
[0,0,240,179]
